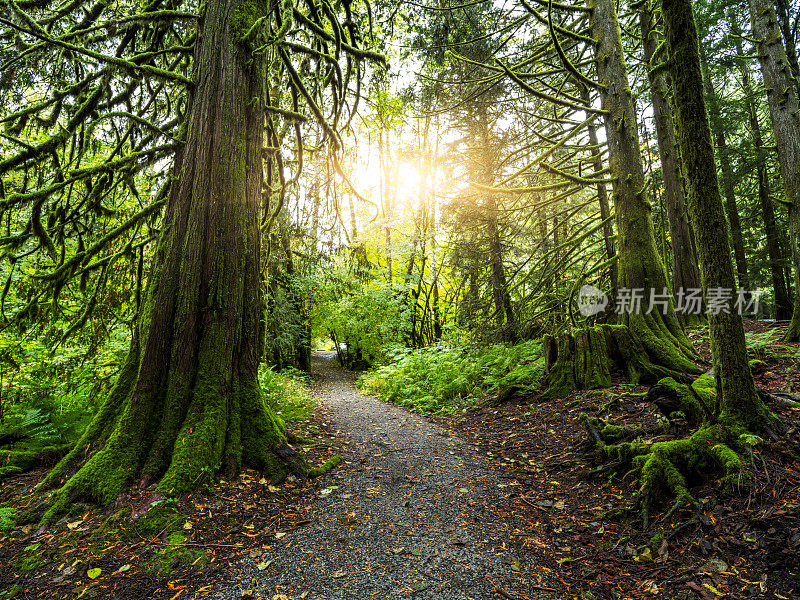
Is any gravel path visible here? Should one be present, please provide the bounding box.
[212,352,550,599]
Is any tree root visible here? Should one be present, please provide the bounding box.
[543,324,699,400]
[580,375,758,528]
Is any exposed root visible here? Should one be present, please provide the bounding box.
[579,374,760,527]
[543,324,700,399]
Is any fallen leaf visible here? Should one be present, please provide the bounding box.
[510,561,522,572]
[256,559,274,571]
[67,520,84,530]
[87,568,101,580]
[183,521,193,530]
[274,532,286,539]
[268,485,280,493]
[635,548,653,563]
[331,570,346,578]
[117,564,131,573]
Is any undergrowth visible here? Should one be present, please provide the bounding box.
[358,340,544,415]
[259,365,315,423]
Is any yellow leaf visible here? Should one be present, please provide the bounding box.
[635,548,653,563]
[87,568,101,579]
[183,521,193,530]
[67,520,84,530]
[274,532,286,539]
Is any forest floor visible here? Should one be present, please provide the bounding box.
[1,321,799,600]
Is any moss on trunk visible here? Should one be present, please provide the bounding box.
[543,323,693,399]
[32,0,308,524]
[589,0,698,375]
[747,0,800,341]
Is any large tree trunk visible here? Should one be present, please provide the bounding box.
[639,3,702,324]
[661,0,770,429]
[36,0,304,522]
[749,0,800,341]
[774,0,800,98]
[588,0,697,372]
[730,16,793,320]
[699,44,751,293]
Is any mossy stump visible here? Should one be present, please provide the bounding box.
[542,324,697,399]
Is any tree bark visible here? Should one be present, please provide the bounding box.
[589,0,697,373]
[37,0,304,521]
[639,3,702,324]
[661,0,769,429]
[774,0,800,98]
[699,43,751,293]
[749,0,800,340]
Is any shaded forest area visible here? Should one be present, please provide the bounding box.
[1,0,800,598]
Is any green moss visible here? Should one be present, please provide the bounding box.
[0,507,16,532]
[308,455,342,478]
[14,543,43,573]
[141,530,208,576]
[650,534,665,553]
[131,502,186,539]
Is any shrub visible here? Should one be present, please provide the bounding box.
[358,340,544,415]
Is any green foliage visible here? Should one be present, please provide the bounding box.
[315,281,412,367]
[743,330,777,359]
[358,340,544,415]
[259,365,315,423]
[0,507,16,533]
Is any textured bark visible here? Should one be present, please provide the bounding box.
[661,0,769,429]
[589,0,697,373]
[749,0,800,340]
[639,3,702,323]
[36,0,303,521]
[731,18,793,319]
[774,0,800,98]
[699,44,751,293]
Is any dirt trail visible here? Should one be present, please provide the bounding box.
[212,352,550,599]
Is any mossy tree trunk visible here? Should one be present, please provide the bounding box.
[748,0,800,341]
[36,0,304,522]
[661,0,770,430]
[731,13,793,320]
[588,0,697,371]
[698,42,751,295]
[639,2,702,326]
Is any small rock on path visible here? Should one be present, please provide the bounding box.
[211,352,550,599]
